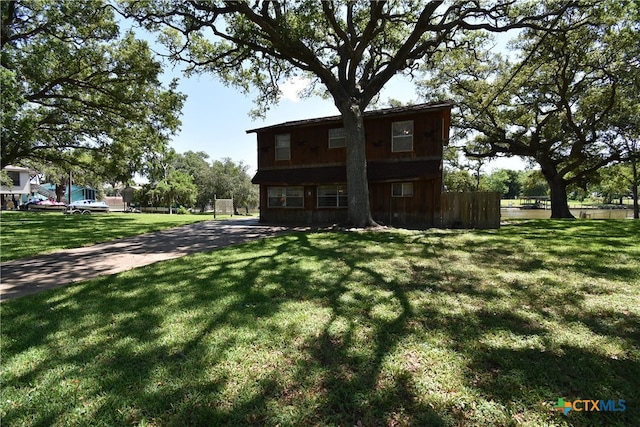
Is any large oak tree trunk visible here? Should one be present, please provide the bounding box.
[340,102,377,227]
[538,158,574,218]
[544,175,574,218]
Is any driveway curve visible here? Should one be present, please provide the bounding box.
[1,218,307,301]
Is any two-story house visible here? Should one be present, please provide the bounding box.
[1,166,31,209]
[248,101,453,227]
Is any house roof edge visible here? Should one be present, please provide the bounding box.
[246,100,454,134]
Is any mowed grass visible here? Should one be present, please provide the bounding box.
[0,211,222,262]
[1,220,638,426]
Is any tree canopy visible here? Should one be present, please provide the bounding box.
[422,0,639,217]
[1,0,185,181]
[122,0,572,227]
[171,152,258,213]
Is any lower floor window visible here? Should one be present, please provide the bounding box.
[392,182,414,197]
[318,185,348,207]
[268,186,304,208]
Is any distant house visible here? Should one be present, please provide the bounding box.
[1,166,31,209]
[38,183,98,203]
[248,101,453,227]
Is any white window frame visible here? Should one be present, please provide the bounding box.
[275,134,291,160]
[328,128,346,148]
[267,186,304,208]
[392,182,414,197]
[392,120,414,152]
[317,185,348,208]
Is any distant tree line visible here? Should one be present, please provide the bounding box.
[446,161,637,206]
[132,151,258,214]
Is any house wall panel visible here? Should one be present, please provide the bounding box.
[369,178,441,227]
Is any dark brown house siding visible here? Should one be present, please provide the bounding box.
[248,101,453,227]
[369,179,442,227]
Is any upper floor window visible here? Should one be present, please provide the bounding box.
[328,128,346,148]
[392,182,414,197]
[318,185,348,207]
[275,134,290,160]
[392,120,413,152]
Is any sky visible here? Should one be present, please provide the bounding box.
[143,27,527,179]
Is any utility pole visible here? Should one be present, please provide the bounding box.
[162,163,172,215]
[68,171,72,204]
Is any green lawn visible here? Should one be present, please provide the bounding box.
[0,211,229,262]
[1,220,638,426]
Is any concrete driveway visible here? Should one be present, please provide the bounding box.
[1,218,306,301]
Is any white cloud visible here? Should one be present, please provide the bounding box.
[279,76,311,102]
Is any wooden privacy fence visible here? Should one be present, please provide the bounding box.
[440,192,501,229]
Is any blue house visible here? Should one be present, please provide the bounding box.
[38,184,98,203]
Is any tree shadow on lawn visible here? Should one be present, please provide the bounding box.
[466,345,638,426]
[427,278,640,426]
[1,231,445,425]
[408,271,640,426]
[459,220,640,282]
[2,228,639,426]
[288,233,447,425]
[419,221,640,425]
[175,231,446,425]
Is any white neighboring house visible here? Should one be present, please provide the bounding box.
[1,165,32,209]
